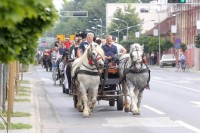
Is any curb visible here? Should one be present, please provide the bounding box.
[30,79,41,133]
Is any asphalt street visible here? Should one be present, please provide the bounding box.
[25,65,200,133]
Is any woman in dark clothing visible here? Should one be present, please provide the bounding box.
[70,37,81,60]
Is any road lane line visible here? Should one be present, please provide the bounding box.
[142,105,165,115]
[175,120,200,133]
[152,79,200,93]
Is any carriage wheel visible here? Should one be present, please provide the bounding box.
[117,90,123,110]
[109,101,115,106]
[65,88,69,94]
[62,84,66,93]
[108,85,116,106]
[73,95,78,108]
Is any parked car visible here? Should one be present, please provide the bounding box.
[160,54,176,68]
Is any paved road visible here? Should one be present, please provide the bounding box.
[25,65,200,133]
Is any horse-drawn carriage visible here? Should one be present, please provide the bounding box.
[70,42,150,117]
[72,61,124,110]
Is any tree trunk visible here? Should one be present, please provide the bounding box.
[7,62,16,123]
[0,64,3,113]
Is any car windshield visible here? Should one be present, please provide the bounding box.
[162,54,175,59]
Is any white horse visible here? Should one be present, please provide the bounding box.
[119,43,150,115]
[71,42,105,117]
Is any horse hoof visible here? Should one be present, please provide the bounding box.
[77,106,83,112]
[124,108,129,112]
[132,110,140,115]
[83,112,90,118]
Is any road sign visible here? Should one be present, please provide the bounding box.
[175,39,181,44]
[57,34,65,41]
[168,0,186,3]
[70,35,75,41]
[59,11,88,17]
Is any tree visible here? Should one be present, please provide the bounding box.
[49,0,142,38]
[140,0,153,3]
[180,43,187,52]
[195,34,200,48]
[0,0,58,63]
[120,35,173,54]
[108,4,142,41]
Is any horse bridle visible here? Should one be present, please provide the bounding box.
[88,47,104,65]
[129,46,144,70]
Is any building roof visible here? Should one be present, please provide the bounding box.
[145,16,175,36]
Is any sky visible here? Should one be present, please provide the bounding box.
[53,0,64,11]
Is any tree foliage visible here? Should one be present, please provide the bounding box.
[195,34,200,48]
[50,0,144,38]
[0,0,58,64]
[108,4,142,41]
[120,36,173,54]
[180,43,187,52]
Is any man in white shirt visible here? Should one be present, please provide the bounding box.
[112,36,127,54]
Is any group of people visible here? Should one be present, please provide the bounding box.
[48,32,128,91]
[69,33,127,65]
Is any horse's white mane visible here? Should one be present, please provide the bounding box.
[76,45,90,68]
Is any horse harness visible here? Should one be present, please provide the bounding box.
[120,56,151,84]
[73,47,104,78]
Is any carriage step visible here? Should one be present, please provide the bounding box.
[104,79,120,85]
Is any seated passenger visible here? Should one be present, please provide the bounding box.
[112,36,127,54]
[102,35,118,65]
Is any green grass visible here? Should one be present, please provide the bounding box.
[14,98,31,102]
[0,123,32,130]
[18,89,31,93]
[20,80,30,84]
[19,86,31,90]
[17,93,30,96]
[2,111,31,117]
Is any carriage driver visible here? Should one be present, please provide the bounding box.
[102,35,118,65]
[77,32,94,57]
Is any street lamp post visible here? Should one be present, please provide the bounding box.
[107,21,120,42]
[127,24,141,34]
[112,18,128,39]
[155,10,161,65]
[97,25,108,35]
[91,27,102,37]
[140,7,161,64]
[89,21,98,35]
[94,19,102,38]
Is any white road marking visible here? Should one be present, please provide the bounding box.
[176,81,193,84]
[40,78,52,81]
[175,120,200,133]
[152,79,200,93]
[102,117,180,127]
[191,101,200,108]
[142,105,165,115]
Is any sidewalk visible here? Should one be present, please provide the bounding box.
[0,76,39,133]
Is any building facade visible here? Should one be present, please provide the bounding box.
[169,1,200,69]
